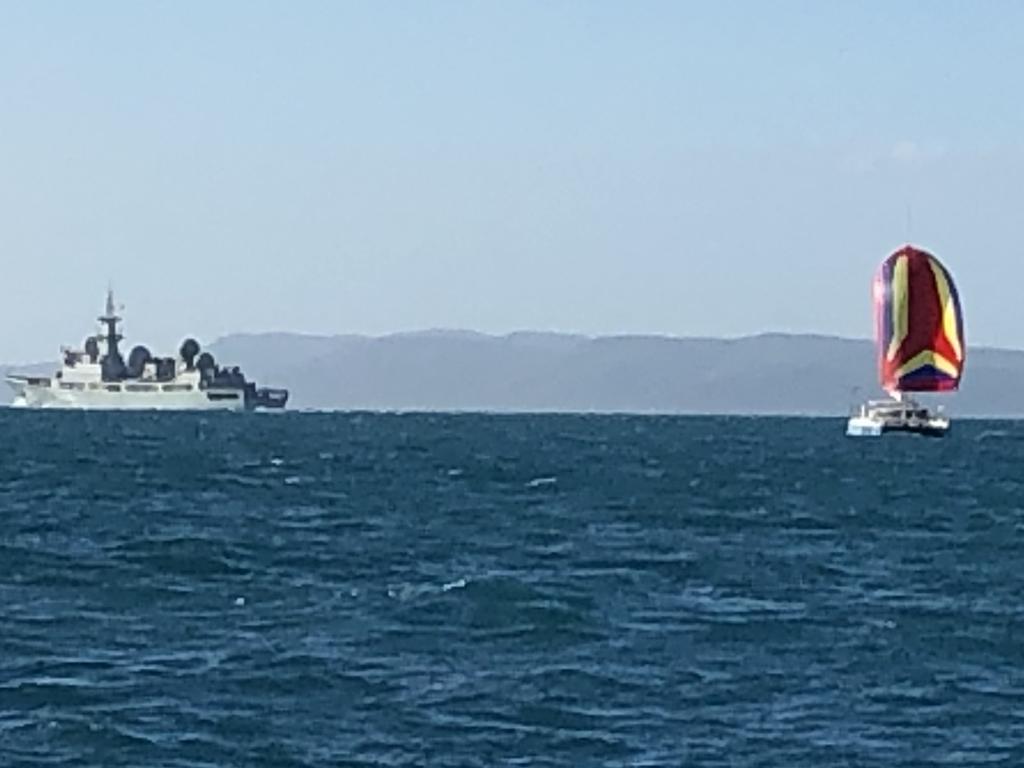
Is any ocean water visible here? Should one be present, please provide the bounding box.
[2,410,1023,767]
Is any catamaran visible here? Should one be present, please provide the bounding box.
[846,244,965,437]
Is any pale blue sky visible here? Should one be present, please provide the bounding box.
[1,1,1022,361]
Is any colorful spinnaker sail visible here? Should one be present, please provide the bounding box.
[874,245,965,393]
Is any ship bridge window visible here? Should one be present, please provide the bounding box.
[126,384,158,393]
[60,381,85,390]
[162,383,194,392]
[105,384,121,392]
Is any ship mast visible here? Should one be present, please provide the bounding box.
[97,287,126,380]
[99,287,122,355]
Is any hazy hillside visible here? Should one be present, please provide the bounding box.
[203,331,1024,417]
[3,332,1018,416]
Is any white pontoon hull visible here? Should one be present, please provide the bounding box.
[846,397,949,438]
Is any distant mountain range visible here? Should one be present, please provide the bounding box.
[1,331,1018,416]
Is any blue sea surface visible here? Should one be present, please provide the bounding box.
[1,410,1023,766]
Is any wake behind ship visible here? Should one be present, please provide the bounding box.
[6,290,288,411]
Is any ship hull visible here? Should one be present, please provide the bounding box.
[846,414,948,438]
[845,397,949,438]
[7,376,249,411]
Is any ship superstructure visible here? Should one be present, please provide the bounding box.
[6,290,288,411]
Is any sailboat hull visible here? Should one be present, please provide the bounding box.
[846,398,949,438]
